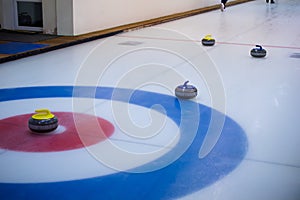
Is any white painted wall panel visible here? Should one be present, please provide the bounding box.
[42,0,56,34]
[0,0,222,35]
[1,0,15,30]
[56,0,74,35]
[72,0,219,35]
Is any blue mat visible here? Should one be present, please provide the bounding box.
[0,42,48,54]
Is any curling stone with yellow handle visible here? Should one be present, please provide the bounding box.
[28,109,58,133]
[202,34,215,46]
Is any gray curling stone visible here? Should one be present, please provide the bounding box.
[251,45,267,58]
[28,109,58,133]
[202,34,215,46]
[175,81,198,99]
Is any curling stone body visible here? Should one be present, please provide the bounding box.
[28,109,58,133]
[175,81,197,99]
[202,34,215,46]
[251,45,267,58]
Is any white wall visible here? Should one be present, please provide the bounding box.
[71,0,220,35]
[0,0,3,28]
[42,0,57,34]
[68,0,220,35]
[0,0,227,35]
[56,0,74,35]
[1,0,15,30]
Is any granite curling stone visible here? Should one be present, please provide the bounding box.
[175,81,198,99]
[202,34,215,46]
[250,45,267,58]
[28,109,58,133]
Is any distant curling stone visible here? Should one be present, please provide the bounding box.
[28,109,58,134]
[250,45,267,58]
[175,81,198,99]
[202,34,215,46]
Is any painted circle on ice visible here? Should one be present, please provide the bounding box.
[0,86,248,200]
[0,112,114,152]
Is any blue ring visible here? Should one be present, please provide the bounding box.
[0,86,248,199]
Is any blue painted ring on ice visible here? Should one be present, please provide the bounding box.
[0,86,248,199]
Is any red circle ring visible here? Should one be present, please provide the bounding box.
[0,112,114,152]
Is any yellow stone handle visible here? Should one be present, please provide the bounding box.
[32,109,55,120]
[204,34,213,40]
